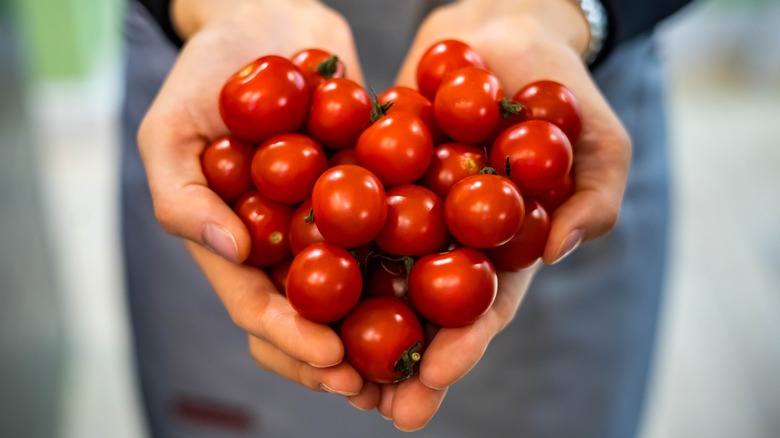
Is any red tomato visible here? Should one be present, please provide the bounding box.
[327,148,359,167]
[363,258,409,300]
[201,136,256,205]
[340,297,424,383]
[355,112,433,187]
[306,78,371,150]
[377,86,445,144]
[490,120,573,193]
[286,242,362,323]
[288,199,325,255]
[416,39,486,100]
[251,133,328,204]
[374,185,449,256]
[485,199,550,271]
[289,48,345,89]
[418,142,487,199]
[444,174,525,248]
[220,56,310,143]
[267,258,292,294]
[234,190,295,267]
[532,173,574,213]
[311,165,387,248]
[434,67,504,145]
[407,248,497,328]
[513,80,583,143]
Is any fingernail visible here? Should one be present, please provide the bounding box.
[318,383,358,397]
[553,229,583,264]
[202,224,239,263]
[379,412,392,421]
[347,398,371,411]
[307,359,342,369]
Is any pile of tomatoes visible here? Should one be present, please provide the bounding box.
[201,40,581,384]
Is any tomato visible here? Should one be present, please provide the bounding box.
[407,248,497,328]
[288,199,325,255]
[485,199,550,271]
[251,133,328,204]
[220,56,310,143]
[306,78,372,150]
[418,142,487,199]
[363,258,409,300]
[267,258,292,294]
[434,66,504,145]
[490,120,573,193]
[532,173,574,213]
[377,86,445,144]
[201,136,256,205]
[311,165,387,248]
[416,39,486,100]
[340,297,424,383]
[355,112,433,187]
[286,242,362,323]
[327,148,359,167]
[290,48,345,89]
[374,185,449,256]
[513,80,582,143]
[234,190,295,267]
[444,174,525,248]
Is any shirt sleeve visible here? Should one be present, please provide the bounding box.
[136,0,183,47]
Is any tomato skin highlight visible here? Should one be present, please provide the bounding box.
[306,78,372,150]
[444,174,525,249]
[340,297,424,383]
[485,199,550,271]
[219,56,310,143]
[513,80,583,143]
[407,248,497,328]
[356,112,433,188]
[234,190,295,268]
[419,142,487,200]
[374,185,449,257]
[490,120,573,194]
[434,66,504,145]
[286,242,362,323]
[251,133,328,204]
[416,39,486,100]
[201,136,256,205]
[311,165,387,248]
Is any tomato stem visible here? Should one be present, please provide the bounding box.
[505,156,511,179]
[315,55,342,79]
[370,98,394,123]
[479,166,498,175]
[498,98,526,118]
[393,341,423,383]
[304,208,315,223]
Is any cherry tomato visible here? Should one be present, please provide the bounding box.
[418,142,487,199]
[267,258,292,294]
[416,39,486,100]
[234,190,295,267]
[363,258,409,300]
[532,173,574,213]
[434,67,504,145]
[288,199,325,255]
[490,120,573,193]
[306,78,371,150]
[286,242,362,323]
[340,297,424,383]
[444,174,525,248]
[327,148,359,167]
[374,185,449,256]
[251,133,328,204]
[377,86,445,144]
[290,48,345,89]
[311,165,387,248]
[407,248,497,328]
[485,199,550,271]
[513,80,583,143]
[220,56,310,143]
[356,112,433,187]
[201,136,256,205]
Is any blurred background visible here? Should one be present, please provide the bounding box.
[1,0,778,437]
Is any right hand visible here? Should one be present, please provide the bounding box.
[137,0,365,396]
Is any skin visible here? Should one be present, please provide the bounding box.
[137,0,631,432]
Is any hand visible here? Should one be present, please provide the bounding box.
[137,0,365,396]
[374,0,632,430]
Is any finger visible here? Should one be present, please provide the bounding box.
[418,268,536,390]
[347,380,381,411]
[248,335,362,396]
[377,384,397,420]
[391,377,448,432]
[188,242,344,367]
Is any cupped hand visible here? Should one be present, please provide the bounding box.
[373,0,632,430]
[137,0,365,396]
